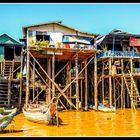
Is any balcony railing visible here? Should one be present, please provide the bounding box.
[97,51,140,59]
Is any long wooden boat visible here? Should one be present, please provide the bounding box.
[0,108,17,131]
[93,104,116,113]
[23,103,62,125]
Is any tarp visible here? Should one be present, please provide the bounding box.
[50,32,63,45]
[129,36,140,46]
[63,36,91,44]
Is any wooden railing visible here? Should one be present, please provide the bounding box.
[97,51,140,59]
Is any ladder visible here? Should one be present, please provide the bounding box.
[123,71,140,111]
[2,60,14,79]
[0,78,11,106]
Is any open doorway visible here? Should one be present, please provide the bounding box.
[4,46,14,60]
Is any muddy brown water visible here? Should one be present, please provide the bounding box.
[1,108,140,137]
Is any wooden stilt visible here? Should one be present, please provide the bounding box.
[94,54,98,110]
[75,55,79,110]
[130,58,133,108]
[118,81,121,108]
[52,54,55,97]
[25,49,30,108]
[102,62,104,104]
[33,59,35,102]
[48,59,51,103]
[113,78,116,108]
[109,58,112,107]
[19,47,23,108]
[69,62,72,109]
[84,60,88,110]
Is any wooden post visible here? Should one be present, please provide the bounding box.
[8,78,11,107]
[75,55,79,110]
[52,54,55,98]
[33,59,35,102]
[113,78,116,108]
[69,62,72,109]
[118,80,121,108]
[121,77,124,109]
[47,58,51,103]
[130,58,133,108]
[80,62,83,103]
[94,53,98,110]
[84,60,88,110]
[66,62,69,107]
[102,62,104,104]
[19,47,23,107]
[109,58,112,107]
[25,50,30,107]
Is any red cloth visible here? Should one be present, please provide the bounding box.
[50,103,56,117]
[65,44,70,48]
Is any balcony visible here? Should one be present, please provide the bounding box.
[97,51,140,59]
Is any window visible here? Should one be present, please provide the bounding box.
[28,30,33,37]
[36,31,50,41]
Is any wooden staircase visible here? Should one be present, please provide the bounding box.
[0,79,11,106]
[2,60,14,79]
[0,60,13,107]
[123,72,140,111]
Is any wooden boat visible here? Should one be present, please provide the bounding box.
[93,103,116,113]
[23,103,62,125]
[0,108,17,131]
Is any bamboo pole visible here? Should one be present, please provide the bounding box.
[109,58,112,107]
[25,49,30,107]
[80,62,83,104]
[66,62,69,107]
[75,54,79,110]
[84,60,88,110]
[52,54,55,98]
[113,78,116,108]
[118,80,121,108]
[102,62,104,104]
[94,53,98,110]
[33,59,35,102]
[130,58,133,108]
[121,76,124,109]
[19,47,23,107]
[48,58,51,103]
[69,62,72,109]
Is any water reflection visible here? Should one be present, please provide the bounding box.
[0,108,140,136]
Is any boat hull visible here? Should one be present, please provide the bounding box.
[23,108,50,124]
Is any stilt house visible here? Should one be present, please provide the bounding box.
[22,21,98,110]
[96,29,140,110]
[0,33,24,107]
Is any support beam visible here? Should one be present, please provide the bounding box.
[25,49,30,107]
[19,47,23,107]
[75,54,79,110]
[130,58,133,108]
[113,78,116,108]
[52,54,55,97]
[32,59,35,102]
[94,54,98,110]
[84,60,88,110]
[102,62,104,104]
[109,58,112,107]
[47,58,51,103]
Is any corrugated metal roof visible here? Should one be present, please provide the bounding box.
[0,33,22,46]
[22,21,98,38]
[96,29,140,45]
